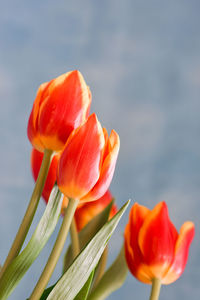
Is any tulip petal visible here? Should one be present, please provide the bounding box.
[124,203,152,283]
[74,190,113,231]
[162,221,195,284]
[138,202,178,279]
[27,82,52,151]
[57,114,105,199]
[32,82,51,129]
[39,71,91,151]
[81,130,120,202]
[27,110,45,152]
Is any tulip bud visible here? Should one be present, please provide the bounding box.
[124,202,195,284]
[27,70,91,152]
[74,190,117,231]
[57,113,120,202]
[31,148,117,226]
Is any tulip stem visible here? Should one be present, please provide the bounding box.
[149,278,161,300]
[29,197,79,300]
[70,217,80,261]
[0,149,53,279]
[92,246,108,289]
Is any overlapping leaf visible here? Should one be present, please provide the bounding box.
[46,200,130,300]
[0,186,63,300]
[63,200,113,272]
[88,246,128,300]
[73,270,94,300]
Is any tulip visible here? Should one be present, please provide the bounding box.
[30,148,68,209]
[27,70,91,152]
[31,149,117,225]
[124,202,195,286]
[74,190,117,231]
[57,113,120,202]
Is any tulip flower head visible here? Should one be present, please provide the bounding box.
[27,70,91,152]
[124,202,195,284]
[57,113,120,203]
[74,190,117,231]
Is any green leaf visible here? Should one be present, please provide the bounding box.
[39,200,114,300]
[39,284,56,300]
[73,270,94,300]
[63,200,113,272]
[88,246,128,300]
[46,200,130,300]
[0,186,63,300]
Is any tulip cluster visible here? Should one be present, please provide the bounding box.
[0,69,195,300]
[28,70,120,205]
[26,70,120,299]
[26,70,195,300]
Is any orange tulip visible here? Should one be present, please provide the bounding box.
[31,149,116,225]
[31,148,68,209]
[74,190,117,231]
[57,113,120,202]
[27,70,91,152]
[124,202,195,284]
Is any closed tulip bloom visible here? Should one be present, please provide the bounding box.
[124,202,195,285]
[74,190,117,231]
[57,113,120,202]
[27,70,91,152]
[31,148,68,209]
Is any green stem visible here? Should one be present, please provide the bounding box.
[29,197,79,300]
[92,246,108,289]
[0,149,53,279]
[70,217,80,261]
[149,278,161,300]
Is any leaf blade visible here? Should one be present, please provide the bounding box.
[73,270,94,300]
[63,200,113,272]
[88,246,128,300]
[0,186,63,300]
[47,200,130,300]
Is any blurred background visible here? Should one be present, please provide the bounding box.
[0,0,200,299]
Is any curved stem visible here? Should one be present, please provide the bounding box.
[70,217,80,261]
[149,278,161,300]
[92,246,108,289]
[29,197,79,300]
[0,149,53,279]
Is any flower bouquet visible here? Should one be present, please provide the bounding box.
[0,70,195,300]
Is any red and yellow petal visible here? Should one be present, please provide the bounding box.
[27,83,50,151]
[39,71,91,151]
[138,202,178,279]
[124,222,152,284]
[57,114,105,199]
[81,130,120,202]
[162,221,195,284]
[32,81,50,129]
[129,203,150,250]
[124,203,152,283]
[110,203,118,218]
[27,110,45,152]
[74,190,114,231]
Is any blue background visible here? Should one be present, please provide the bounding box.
[0,0,199,299]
